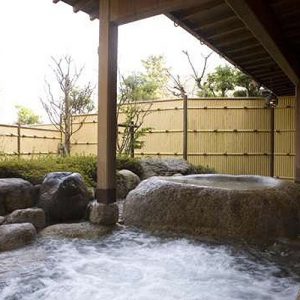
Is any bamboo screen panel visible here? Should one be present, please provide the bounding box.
[26,97,295,180]
[133,97,295,179]
[0,124,61,157]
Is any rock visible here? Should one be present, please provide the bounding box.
[0,223,36,252]
[39,222,114,239]
[0,178,34,215]
[87,187,95,201]
[140,158,193,179]
[0,216,5,225]
[123,175,300,241]
[37,172,90,224]
[117,169,140,199]
[89,201,119,225]
[5,208,46,230]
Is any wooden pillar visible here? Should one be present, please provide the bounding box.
[295,84,300,183]
[96,0,118,204]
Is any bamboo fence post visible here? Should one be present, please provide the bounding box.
[183,95,188,160]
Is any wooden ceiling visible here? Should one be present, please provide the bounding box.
[55,0,300,96]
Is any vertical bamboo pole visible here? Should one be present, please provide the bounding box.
[295,85,300,183]
[270,105,275,177]
[129,122,135,158]
[96,0,118,204]
[183,95,188,160]
[17,123,21,158]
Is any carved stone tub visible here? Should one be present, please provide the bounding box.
[123,175,300,241]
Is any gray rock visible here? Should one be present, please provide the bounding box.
[5,208,46,230]
[89,201,119,225]
[140,158,193,179]
[117,169,140,199]
[37,172,90,224]
[0,178,34,215]
[0,216,5,225]
[39,222,114,239]
[123,175,300,241]
[0,223,36,252]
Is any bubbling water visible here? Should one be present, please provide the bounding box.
[0,229,298,300]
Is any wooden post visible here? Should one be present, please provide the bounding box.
[270,105,275,177]
[129,121,135,158]
[17,123,21,158]
[96,0,118,204]
[295,85,300,183]
[183,95,188,160]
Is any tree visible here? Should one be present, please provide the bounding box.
[182,50,212,97]
[41,55,95,155]
[205,65,236,97]
[141,55,169,99]
[15,105,40,125]
[117,74,153,155]
[116,55,169,156]
[233,70,261,97]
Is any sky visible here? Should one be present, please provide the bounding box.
[0,0,227,124]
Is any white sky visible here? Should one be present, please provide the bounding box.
[0,0,227,124]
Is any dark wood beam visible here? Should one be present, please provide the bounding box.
[175,0,224,21]
[225,0,300,85]
[110,0,207,25]
[73,0,95,13]
[207,27,246,40]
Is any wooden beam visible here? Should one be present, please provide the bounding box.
[225,0,300,85]
[175,0,223,21]
[295,84,300,182]
[97,0,118,204]
[73,0,95,13]
[110,0,205,25]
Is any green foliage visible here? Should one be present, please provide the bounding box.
[117,55,169,155]
[116,156,144,178]
[15,105,40,125]
[205,65,236,97]
[141,55,169,99]
[0,156,213,187]
[70,86,95,114]
[189,164,216,174]
[120,74,157,101]
[199,66,261,98]
[0,155,143,187]
[120,55,169,102]
[233,70,261,97]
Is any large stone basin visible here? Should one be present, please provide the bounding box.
[123,174,300,241]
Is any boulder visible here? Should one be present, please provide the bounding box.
[39,222,114,239]
[0,223,36,252]
[123,175,300,241]
[117,169,140,199]
[89,201,119,225]
[5,208,46,230]
[0,216,5,225]
[37,172,89,224]
[140,158,193,179]
[0,178,34,215]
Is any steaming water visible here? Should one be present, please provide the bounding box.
[0,229,299,300]
[167,177,276,190]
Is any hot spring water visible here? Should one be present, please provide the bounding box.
[0,228,299,300]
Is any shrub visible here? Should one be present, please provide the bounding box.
[0,155,143,187]
[188,164,216,175]
[0,155,214,187]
